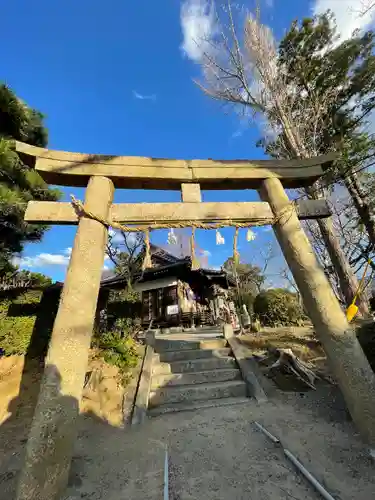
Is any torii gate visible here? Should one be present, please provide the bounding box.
[14,142,375,500]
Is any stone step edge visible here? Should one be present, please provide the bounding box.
[152,357,237,375]
[149,379,246,396]
[154,347,231,357]
[154,339,227,346]
[150,368,241,388]
[148,396,251,417]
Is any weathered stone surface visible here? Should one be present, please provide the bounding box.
[24,199,331,225]
[226,336,268,403]
[151,368,241,390]
[155,347,231,363]
[260,177,375,446]
[149,380,247,407]
[16,176,114,500]
[147,396,250,416]
[154,338,226,352]
[132,345,154,426]
[16,140,335,189]
[181,183,202,202]
[152,356,237,375]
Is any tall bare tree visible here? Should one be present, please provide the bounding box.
[106,230,144,287]
[358,1,375,16]
[193,3,369,312]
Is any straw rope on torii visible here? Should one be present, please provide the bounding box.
[70,194,296,271]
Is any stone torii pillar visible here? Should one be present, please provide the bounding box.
[16,176,114,500]
[260,177,375,448]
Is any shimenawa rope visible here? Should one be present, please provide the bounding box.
[70,195,295,271]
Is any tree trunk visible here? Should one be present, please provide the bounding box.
[344,172,375,247]
[304,184,369,316]
[316,216,369,315]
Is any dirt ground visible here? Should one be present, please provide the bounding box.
[1,329,375,499]
[239,325,332,388]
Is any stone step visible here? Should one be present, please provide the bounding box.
[182,332,224,337]
[183,327,223,332]
[154,338,227,353]
[151,368,241,389]
[153,356,238,375]
[148,396,251,417]
[149,380,247,407]
[155,347,231,363]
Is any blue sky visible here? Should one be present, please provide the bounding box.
[2,0,374,283]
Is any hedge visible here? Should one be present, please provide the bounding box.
[0,288,60,357]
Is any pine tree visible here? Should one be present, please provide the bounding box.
[0,84,60,275]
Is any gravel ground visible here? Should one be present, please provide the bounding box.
[148,387,375,500]
[2,383,375,500]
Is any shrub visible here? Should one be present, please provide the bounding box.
[0,290,44,356]
[253,288,305,327]
[92,331,140,378]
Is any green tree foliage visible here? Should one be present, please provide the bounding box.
[0,84,60,275]
[253,288,306,326]
[223,257,265,311]
[265,13,375,249]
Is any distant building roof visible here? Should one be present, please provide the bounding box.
[100,259,235,290]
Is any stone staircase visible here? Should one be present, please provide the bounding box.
[147,327,249,416]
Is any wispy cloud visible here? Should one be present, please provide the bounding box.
[132,90,156,101]
[312,0,375,42]
[180,0,218,62]
[230,128,244,140]
[13,247,110,270]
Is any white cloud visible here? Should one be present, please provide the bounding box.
[180,0,218,62]
[201,249,211,256]
[312,0,375,42]
[13,246,110,270]
[132,90,156,101]
[16,253,70,268]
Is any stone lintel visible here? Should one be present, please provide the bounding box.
[24,199,332,226]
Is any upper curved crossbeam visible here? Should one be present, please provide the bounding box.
[15,141,335,189]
